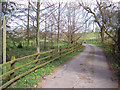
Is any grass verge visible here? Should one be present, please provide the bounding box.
[7,46,85,88]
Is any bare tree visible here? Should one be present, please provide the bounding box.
[60,2,82,45]
[79,0,105,43]
[36,0,40,53]
[0,0,2,64]
[79,0,119,44]
[117,3,120,52]
[57,2,60,50]
[27,0,30,50]
[50,20,53,49]
[44,15,47,50]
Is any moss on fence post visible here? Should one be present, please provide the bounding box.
[50,50,53,59]
[59,46,61,58]
[10,56,15,80]
[35,51,39,66]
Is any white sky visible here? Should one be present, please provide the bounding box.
[6,0,120,32]
[6,0,120,9]
[7,0,120,3]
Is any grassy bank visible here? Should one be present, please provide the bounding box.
[7,46,85,88]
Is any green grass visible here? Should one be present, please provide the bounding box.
[79,32,100,40]
[79,31,115,41]
[85,40,102,46]
[2,39,70,88]
[6,39,68,62]
[6,46,36,61]
[4,46,84,88]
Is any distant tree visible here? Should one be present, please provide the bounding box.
[79,0,105,43]
[79,0,119,44]
[61,2,82,45]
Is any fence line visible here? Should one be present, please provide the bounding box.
[0,42,82,89]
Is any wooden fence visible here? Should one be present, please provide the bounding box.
[0,43,82,89]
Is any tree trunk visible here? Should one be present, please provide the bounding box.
[0,0,2,64]
[51,24,53,49]
[100,27,105,43]
[118,11,120,52]
[3,15,6,74]
[118,27,120,51]
[67,4,70,46]
[36,0,40,53]
[71,7,75,44]
[44,17,47,50]
[27,0,30,50]
[44,32,46,50]
[57,2,60,50]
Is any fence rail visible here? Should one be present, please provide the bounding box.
[0,43,82,89]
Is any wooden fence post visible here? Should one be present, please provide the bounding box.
[31,42,33,46]
[50,50,53,59]
[35,51,39,66]
[72,46,74,53]
[67,44,69,49]
[75,44,77,52]
[3,15,6,74]
[77,44,79,50]
[10,56,15,80]
[79,44,80,50]
[73,44,75,52]
[59,46,61,58]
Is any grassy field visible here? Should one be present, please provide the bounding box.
[79,31,114,40]
[4,46,84,88]
[80,32,100,39]
[6,39,68,62]
[85,40,102,46]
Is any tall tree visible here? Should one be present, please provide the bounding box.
[67,3,70,45]
[71,6,75,44]
[36,0,40,53]
[79,0,105,43]
[44,15,47,50]
[27,0,30,50]
[51,22,53,49]
[0,0,2,64]
[57,2,60,50]
[117,5,120,52]
[3,15,6,74]
[79,0,119,44]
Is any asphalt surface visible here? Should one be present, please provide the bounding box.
[39,44,118,88]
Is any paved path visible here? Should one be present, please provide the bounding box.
[39,44,118,88]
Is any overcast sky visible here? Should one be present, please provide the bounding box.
[6,0,120,32]
[8,0,120,4]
